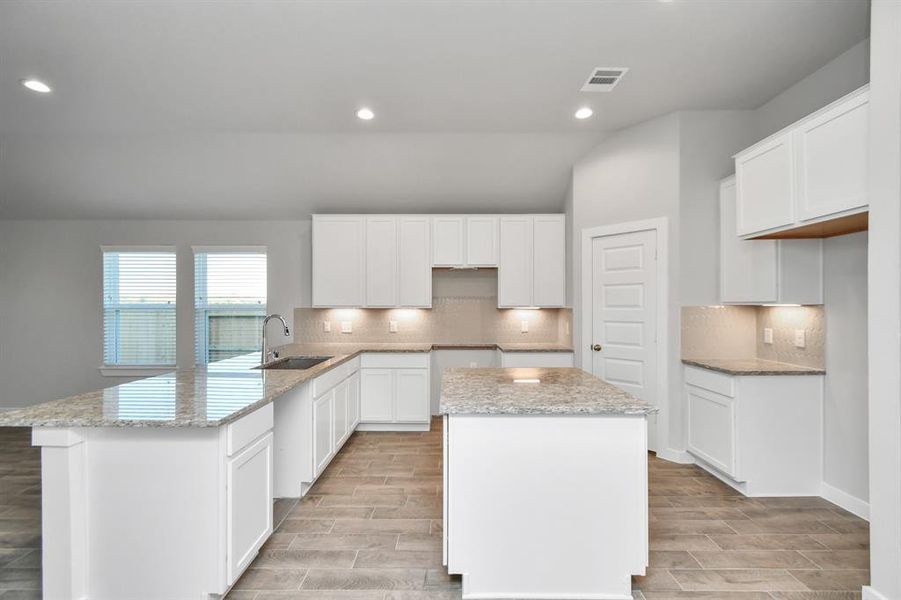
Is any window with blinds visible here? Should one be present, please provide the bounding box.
[194,249,267,364]
[102,248,177,367]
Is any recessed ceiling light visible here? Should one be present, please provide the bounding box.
[20,79,52,93]
[356,107,374,121]
[574,107,593,120]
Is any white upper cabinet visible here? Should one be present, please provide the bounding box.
[365,217,398,307]
[736,133,795,236]
[795,90,869,221]
[532,215,566,307]
[398,217,432,307]
[312,215,365,307]
[465,216,499,266]
[432,217,465,266]
[720,177,823,305]
[499,215,566,308]
[735,85,869,239]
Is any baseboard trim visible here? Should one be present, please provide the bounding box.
[463,594,632,600]
[655,448,694,464]
[862,586,892,600]
[821,482,870,521]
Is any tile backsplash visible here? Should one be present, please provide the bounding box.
[682,304,825,369]
[294,270,572,346]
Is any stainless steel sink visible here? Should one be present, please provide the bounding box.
[260,356,333,370]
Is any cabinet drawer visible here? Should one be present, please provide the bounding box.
[360,352,430,369]
[312,356,360,398]
[226,403,274,456]
[684,366,735,397]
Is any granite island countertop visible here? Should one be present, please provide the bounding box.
[439,367,657,416]
[0,342,574,429]
[682,358,826,376]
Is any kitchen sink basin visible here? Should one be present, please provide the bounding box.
[260,356,333,370]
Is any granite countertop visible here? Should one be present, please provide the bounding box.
[682,358,826,376]
[439,367,657,416]
[0,342,574,429]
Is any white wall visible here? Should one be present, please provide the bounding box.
[0,219,311,410]
[866,2,901,597]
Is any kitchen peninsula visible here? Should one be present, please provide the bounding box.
[440,367,657,600]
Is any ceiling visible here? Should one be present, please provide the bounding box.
[0,0,870,219]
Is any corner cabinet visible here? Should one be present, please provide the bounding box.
[735,85,869,239]
[720,177,823,304]
[498,215,566,308]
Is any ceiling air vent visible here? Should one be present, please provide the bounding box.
[581,67,629,92]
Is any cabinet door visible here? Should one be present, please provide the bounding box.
[795,91,869,221]
[686,385,737,478]
[226,432,273,585]
[365,217,398,307]
[333,379,349,448]
[498,216,533,307]
[465,216,498,267]
[399,217,432,307]
[735,134,795,236]
[313,391,334,475]
[395,368,430,422]
[360,369,394,422]
[719,178,778,303]
[313,216,365,307]
[348,372,361,429]
[532,215,565,307]
[432,217,465,266]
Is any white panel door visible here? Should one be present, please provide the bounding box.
[348,371,361,429]
[312,216,365,307]
[736,134,795,236]
[719,178,778,303]
[395,369,430,422]
[498,216,533,307]
[226,432,273,585]
[313,391,334,475]
[466,216,498,266]
[795,91,869,221]
[399,216,432,307]
[532,215,566,307]
[333,379,350,448]
[360,369,394,422]
[366,216,398,307]
[589,229,658,450]
[432,217,465,266]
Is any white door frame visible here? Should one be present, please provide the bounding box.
[581,217,669,454]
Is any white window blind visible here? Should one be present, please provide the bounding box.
[102,249,177,367]
[194,249,267,364]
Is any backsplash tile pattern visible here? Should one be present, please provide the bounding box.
[682,304,825,369]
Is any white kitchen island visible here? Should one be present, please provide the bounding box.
[440,367,657,600]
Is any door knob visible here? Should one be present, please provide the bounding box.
[592,344,602,352]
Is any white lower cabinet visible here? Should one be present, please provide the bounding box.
[313,389,335,476]
[226,432,274,585]
[359,353,431,430]
[684,365,823,496]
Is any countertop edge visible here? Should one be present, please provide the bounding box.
[682,358,826,376]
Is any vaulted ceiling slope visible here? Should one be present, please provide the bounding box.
[0,1,869,219]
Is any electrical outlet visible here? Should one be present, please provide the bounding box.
[341,321,352,334]
[794,329,806,348]
[322,321,331,333]
[389,320,398,333]
[521,320,529,333]
[469,362,478,368]
[763,328,773,344]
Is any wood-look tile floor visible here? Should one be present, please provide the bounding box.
[0,418,870,600]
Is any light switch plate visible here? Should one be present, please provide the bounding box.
[341,321,352,334]
[794,329,806,348]
[763,328,773,344]
[521,320,529,333]
[389,320,398,333]
[323,321,331,333]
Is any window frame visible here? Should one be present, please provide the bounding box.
[192,245,268,366]
[99,245,178,377]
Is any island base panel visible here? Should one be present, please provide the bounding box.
[446,414,649,599]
